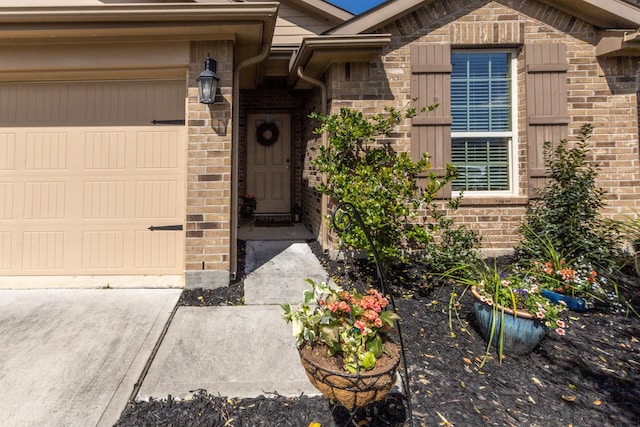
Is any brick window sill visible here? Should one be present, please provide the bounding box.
[458,196,529,206]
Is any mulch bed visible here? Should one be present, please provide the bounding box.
[116,241,640,427]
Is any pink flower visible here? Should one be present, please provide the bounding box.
[536,311,545,319]
[354,320,366,331]
[555,328,566,336]
[374,318,383,328]
[556,320,566,328]
[337,301,350,312]
[363,309,379,321]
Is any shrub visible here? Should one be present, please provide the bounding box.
[516,123,622,273]
[310,106,480,269]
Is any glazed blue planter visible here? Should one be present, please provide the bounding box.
[540,289,587,312]
[471,287,546,356]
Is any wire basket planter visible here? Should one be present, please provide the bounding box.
[311,201,413,426]
[299,340,401,411]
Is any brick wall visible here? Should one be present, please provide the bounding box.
[185,40,233,287]
[315,0,640,251]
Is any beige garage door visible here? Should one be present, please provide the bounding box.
[0,81,186,282]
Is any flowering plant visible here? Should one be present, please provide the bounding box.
[530,257,609,304]
[240,194,257,217]
[281,279,400,373]
[474,268,569,336]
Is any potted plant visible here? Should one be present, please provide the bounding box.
[448,261,568,362]
[239,194,257,218]
[281,279,401,410]
[528,257,611,311]
[515,231,611,309]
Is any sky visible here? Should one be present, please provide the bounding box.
[327,0,386,14]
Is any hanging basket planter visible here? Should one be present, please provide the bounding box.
[298,341,400,410]
[471,286,546,356]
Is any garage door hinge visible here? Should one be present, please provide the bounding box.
[151,119,185,125]
[148,225,183,231]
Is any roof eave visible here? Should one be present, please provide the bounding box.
[0,3,279,88]
[281,0,353,24]
[328,0,640,35]
[288,34,391,88]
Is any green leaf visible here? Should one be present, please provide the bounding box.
[366,334,383,358]
[379,310,400,327]
[320,325,340,349]
[361,351,376,370]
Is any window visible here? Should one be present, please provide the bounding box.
[451,51,517,193]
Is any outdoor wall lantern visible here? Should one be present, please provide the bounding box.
[196,55,220,104]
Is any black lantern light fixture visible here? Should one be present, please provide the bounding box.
[196,55,220,104]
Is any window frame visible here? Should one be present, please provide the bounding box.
[450,48,519,197]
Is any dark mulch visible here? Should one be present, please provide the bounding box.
[117,241,640,427]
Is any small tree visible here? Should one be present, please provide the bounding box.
[517,123,622,272]
[310,106,480,269]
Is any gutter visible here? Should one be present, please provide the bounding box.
[596,29,640,56]
[230,41,271,281]
[296,66,329,249]
[0,4,279,23]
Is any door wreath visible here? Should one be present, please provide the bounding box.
[256,121,280,146]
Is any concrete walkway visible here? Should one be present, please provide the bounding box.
[0,288,180,427]
[137,241,327,401]
[0,239,329,426]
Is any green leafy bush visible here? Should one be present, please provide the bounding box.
[310,106,480,269]
[516,123,622,273]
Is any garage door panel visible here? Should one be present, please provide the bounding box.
[82,231,126,270]
[1,80,186,279]
[85,132,126,170]
[136,180,178,219]
[0,133,16,170]
[84,181,126,219]
[0,232,11,270]
[1,81,185,127]
[22,231,65,270]
[23,181,66,219]
[0,183,13,219]
[25,132,67,170]
[136,131,180,169]
[135,230,180,269]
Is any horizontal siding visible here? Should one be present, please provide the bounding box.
[254,1,333,46]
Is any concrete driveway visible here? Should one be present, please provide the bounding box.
[0,288,180,427]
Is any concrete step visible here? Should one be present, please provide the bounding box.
[244,241,331,305]
[137,305,319,400]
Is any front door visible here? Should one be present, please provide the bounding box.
[246,113,291,214]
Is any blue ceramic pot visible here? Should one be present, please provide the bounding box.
[540,289,587,312]
[471,287,546,356]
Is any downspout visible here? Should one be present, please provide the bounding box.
[230,42,270,280]
[296,66,329,249]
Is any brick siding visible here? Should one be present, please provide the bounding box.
[184,41,233,285]
[301,0,640,250]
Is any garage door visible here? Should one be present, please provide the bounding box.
[0,81,186,282]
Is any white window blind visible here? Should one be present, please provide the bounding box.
[451,51,515,193]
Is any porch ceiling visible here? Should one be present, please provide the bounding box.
[288,34,391,89]
[0,2,279,88]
